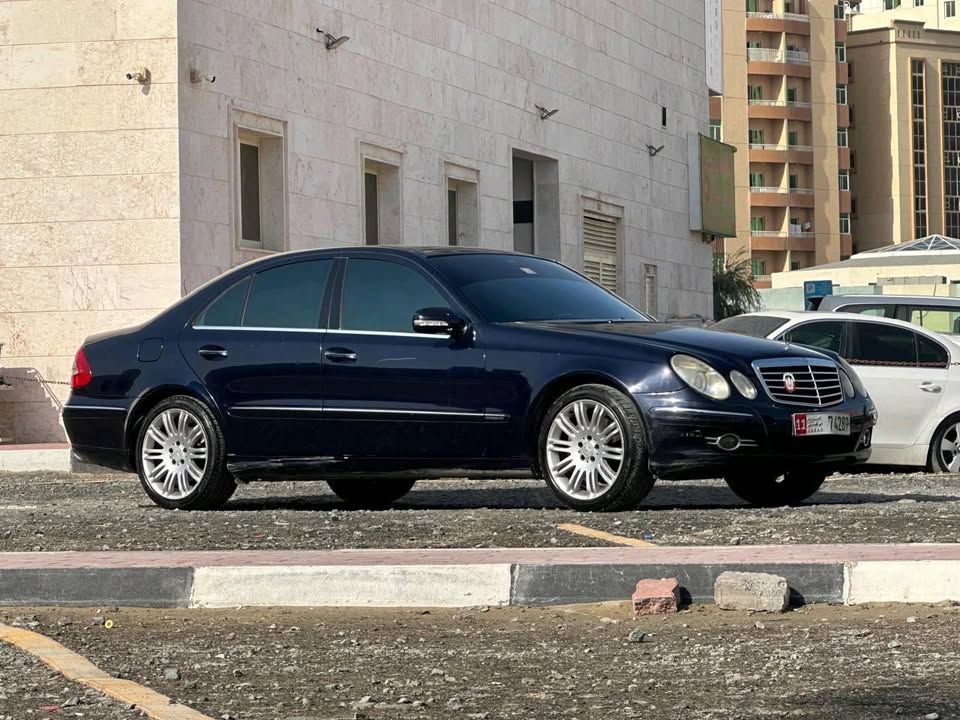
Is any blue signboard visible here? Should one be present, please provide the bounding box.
[803,280,833,299]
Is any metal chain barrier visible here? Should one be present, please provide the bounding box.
[0,342,71,388]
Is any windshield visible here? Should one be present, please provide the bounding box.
[712,315,789,338]
[428,254,649,323]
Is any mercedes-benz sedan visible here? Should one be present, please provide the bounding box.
[63,248,875,511]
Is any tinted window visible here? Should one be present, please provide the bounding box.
[918,335,949,368]
[836,303,892,318]
[196,277,251,327]
[243,260,331,329]
[428,254,646,323]
[712,315,789,338]
[341,259,447,333]
[848,322,917,366]
[781,321,845,353]
[908,306,960,335]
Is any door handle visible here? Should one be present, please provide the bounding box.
[198,345,228,359]
[920,381,942,393]
[324,348,358,363]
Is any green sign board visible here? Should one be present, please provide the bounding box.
[699,134,736,238]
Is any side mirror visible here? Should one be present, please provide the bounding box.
[412,307,467,336]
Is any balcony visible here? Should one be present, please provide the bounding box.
[750,186,816,207]
[749,143,814,164]
[748,99,813,121]
[747,48,812,77]
[749,230,816,253]
[746,11,810,35]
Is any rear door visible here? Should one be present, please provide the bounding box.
[180,258,335,458]
[844,320,948,449]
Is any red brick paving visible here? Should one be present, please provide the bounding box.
[1,544,958,569]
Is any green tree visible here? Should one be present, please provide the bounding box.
[713,250,760,320]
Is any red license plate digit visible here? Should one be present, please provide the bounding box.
[794,414,807,436]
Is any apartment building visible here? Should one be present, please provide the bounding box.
[847,1,960,249]
[0,0,716,446]
[715,0,852,287]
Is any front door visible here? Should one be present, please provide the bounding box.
[321,256,488,461]
[180,258,335,459]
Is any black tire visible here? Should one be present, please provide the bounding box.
[928,416,960,473]
[538,384,655,512]
[327,479,417,509]
[725,468,828,507]
[135,395,236,510]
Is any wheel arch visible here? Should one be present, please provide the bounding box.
[527,371,643,476]
[124,384,222,467]
[926,409,960,471]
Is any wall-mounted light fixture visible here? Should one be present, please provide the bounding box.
[535,104,560,120]
[316,29,350,49]
[190,68,216,84]
[125,66,150,83]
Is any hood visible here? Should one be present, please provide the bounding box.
[522,321,830,365]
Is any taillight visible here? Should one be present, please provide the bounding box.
[71,347,93,390]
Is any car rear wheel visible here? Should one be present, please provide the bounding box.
[930,418,960,473]
[136,396,236,510]
[725,469,828,507]
[327,479,417,509]
[539,384,655,512]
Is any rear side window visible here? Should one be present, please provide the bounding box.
[907,306,960,335]
[918,335,949,368]
[196,277,251,327]
[836,304,892,318]
[847,322,917,366]
[781,321,844,353]
[340,259,446,333]
[243,260,332,329]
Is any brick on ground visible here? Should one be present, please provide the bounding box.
[632,577,681,615]
[714,571,790,612]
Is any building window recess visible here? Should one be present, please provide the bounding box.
[582,211,620,293]
[363,156,402,246]
[643,264,658,318]
[237,128,285,252]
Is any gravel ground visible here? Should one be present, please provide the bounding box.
[2,603,959,719]
[0,642,137,720]
[2,471,960,551]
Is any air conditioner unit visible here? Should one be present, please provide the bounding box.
[802,222,812,230]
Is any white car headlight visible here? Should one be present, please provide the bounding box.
[670,354,731,401]
[730,370,758,400]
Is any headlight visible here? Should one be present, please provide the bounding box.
[839,369,855,399]
[670,354,731,400]
[837,359,868,398]
[730,370,757,400]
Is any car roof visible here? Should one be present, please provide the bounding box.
[819,294,960,308]
[247,246,533,261]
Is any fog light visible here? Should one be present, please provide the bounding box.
[717,434,742,451]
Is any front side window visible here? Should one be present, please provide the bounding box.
[781,322,844,354]
[243,260,332,329]
[429,254,646,323]
[847,322,917,366]
[908,306,960,334]
[341,259,447,333]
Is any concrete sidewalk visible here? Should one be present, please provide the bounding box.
[2,544,959,608]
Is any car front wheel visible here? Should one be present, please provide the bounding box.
[136,395,236,510]
[327,479,417,508]
[725,469,828,507]
[538,384,655,511]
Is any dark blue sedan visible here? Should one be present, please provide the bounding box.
[63,247,875,511]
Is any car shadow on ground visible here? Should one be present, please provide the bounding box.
[217,482,960,512]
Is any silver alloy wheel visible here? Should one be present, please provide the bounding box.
[546,399,625,500]
[939,421,960,472]
[140,408,209,500]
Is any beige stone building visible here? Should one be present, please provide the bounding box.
[0,0,716,446]
[848,2,960,249]
[714,0,851,288]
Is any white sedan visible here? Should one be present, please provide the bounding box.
[713,311,960,471]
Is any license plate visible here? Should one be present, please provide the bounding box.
[793,413,850,437]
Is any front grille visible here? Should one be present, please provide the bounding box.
[752,358,844,407]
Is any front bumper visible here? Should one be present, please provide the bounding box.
[636,390,875,480]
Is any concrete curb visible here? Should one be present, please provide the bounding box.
[0,545,958,608]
